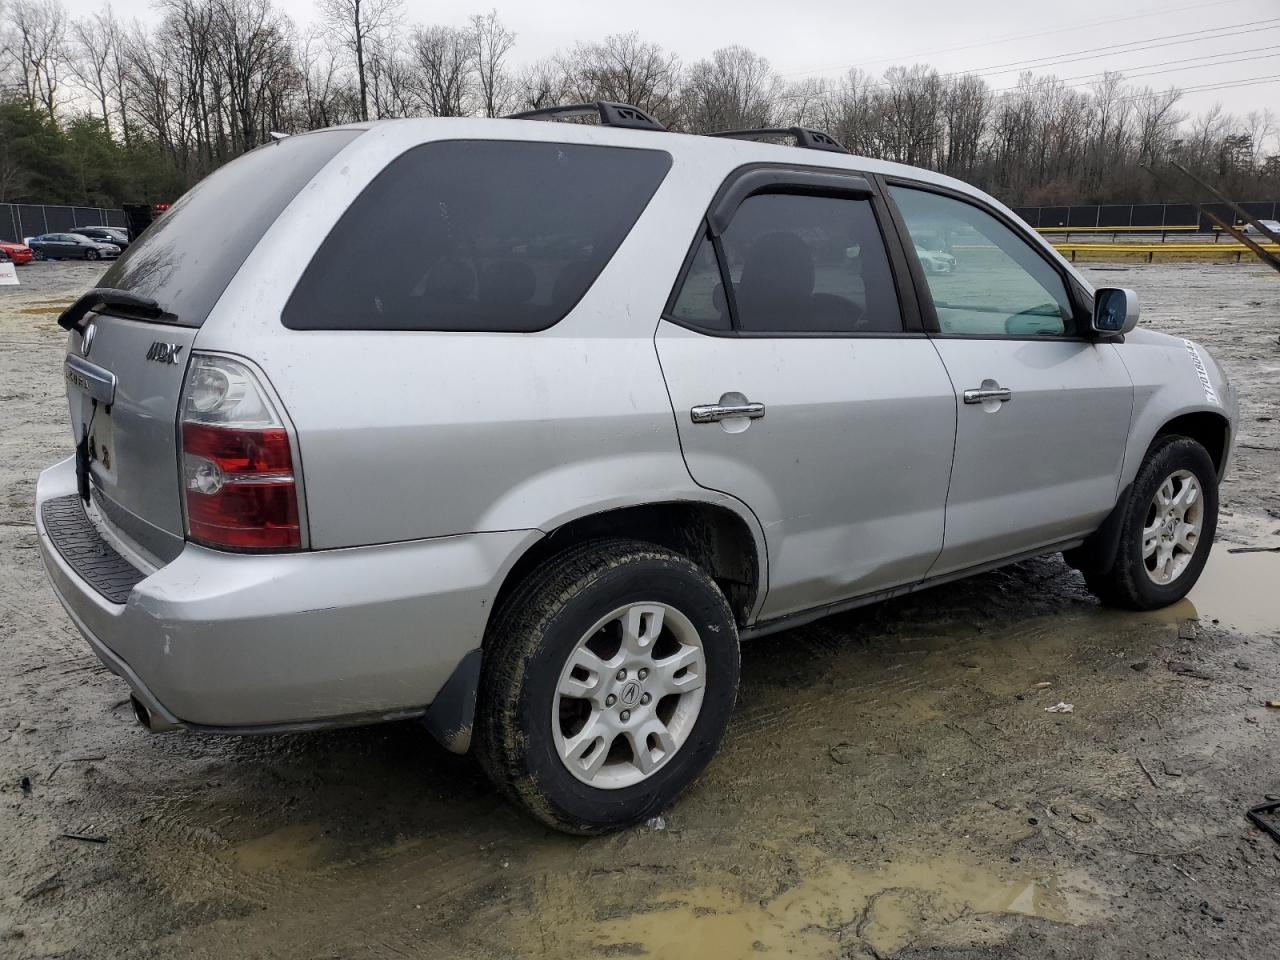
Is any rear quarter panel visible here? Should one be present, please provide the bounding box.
[192,121,762,554]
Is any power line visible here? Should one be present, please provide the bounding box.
[990,72,1280,102]
[778,0,1239,77]
[782,21,1280,100]
[778,17,1280,104]
[1131,73,1280,97]
[1036,45,1280,87]
[953,17,1280,79]
[780,0,1255,78]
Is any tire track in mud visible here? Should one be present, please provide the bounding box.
[142,816,558,959]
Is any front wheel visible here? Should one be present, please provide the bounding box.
[475,539,740,835]
[1085,436,1218,609]
[84,249,99,261]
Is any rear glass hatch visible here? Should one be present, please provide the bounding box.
[60,129,361,563]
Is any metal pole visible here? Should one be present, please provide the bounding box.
[1170,160,1280,245]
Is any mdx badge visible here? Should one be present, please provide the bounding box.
[146,342,185,364]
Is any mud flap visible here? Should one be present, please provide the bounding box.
[1063,482,1132,574]
[421,648,481,754]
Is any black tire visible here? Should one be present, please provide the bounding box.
[84,249,99,261]
[474,538,739,835]
[1085,436,1218,610]
[33,249,46,261]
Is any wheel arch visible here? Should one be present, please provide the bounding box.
[491,499,766,634]
[1152,410,1231,477]
[1068,409,1230,576]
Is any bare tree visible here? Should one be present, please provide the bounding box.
[510,58,565,112]
[9,0,66,118]
[679,45,779,133]
[317,0,400,121]
[366,35,414,118]
[298,28,352,128]
[467,9,513,117]
[211,0,295,151]
[556,32,680,124]
[67,9,119,133]
[410,23,469,117]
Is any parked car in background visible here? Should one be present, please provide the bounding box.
[1241,219,1280,237]
[72,226,131,250]
[37,111,1237,836]
[0,239,34,265]
[26,233,121,261]
[914,244,956,274]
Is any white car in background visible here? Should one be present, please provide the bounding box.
[915,244,956,274]
[1241,219,1279,237]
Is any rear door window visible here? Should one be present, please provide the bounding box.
[284,141,673,332]
[716,193,903,334]
[96,130,361,327]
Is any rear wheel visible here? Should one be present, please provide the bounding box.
[475,539,739,834]
[1084,436,1218,609]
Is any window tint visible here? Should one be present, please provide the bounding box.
[285,141,672,332]
[718,193,902,334]
[97,129,361,327]
[891,187,1074,337]
[668,234,729,331]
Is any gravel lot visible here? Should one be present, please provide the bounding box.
[1,259,1278,959]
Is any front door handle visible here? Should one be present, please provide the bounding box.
[963,386,1012,404]
[691,400,766,423]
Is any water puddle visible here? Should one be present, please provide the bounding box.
[225,824,332,873]
[1188,547,1280,634]
[570,857,1080,959]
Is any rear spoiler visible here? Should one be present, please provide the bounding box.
[58,288,163,331]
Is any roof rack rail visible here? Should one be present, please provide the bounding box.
[504,101,666,132]
[708,126,849,154]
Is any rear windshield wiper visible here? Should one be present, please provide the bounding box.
[58,288,164,331]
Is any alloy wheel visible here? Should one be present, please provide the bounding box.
[552,602,706,789]
[1142,469,1204,585]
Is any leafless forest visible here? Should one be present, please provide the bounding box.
[1,0,1277,206]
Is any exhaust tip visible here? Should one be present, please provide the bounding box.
[130,695,152,729]
[129,694,181,732]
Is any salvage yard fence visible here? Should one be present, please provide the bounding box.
[2,203,128,242]
[1012,200,1280,231]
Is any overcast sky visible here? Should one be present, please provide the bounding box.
[58,0,1280,121]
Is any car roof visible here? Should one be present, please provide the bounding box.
[349,116,982,197]
[328,116,1065,274]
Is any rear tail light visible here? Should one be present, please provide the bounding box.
[179,354,302,550]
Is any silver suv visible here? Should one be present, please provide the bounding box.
[37,104,1237,834]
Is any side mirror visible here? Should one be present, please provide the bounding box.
[1092,287,1139,336]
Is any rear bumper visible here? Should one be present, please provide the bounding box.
[36,455,536,730]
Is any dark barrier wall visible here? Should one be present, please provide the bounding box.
[1013,201,1280,230]
[2,203,128,241]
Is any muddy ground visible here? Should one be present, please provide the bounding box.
[1,260,1278,960]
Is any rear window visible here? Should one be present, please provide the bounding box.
[283,140,672,332]
[97,130,361,327]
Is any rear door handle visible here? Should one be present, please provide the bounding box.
[691,401,766,423]
[963,386,1012,404]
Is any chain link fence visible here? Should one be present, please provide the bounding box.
[2,203,128,242]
